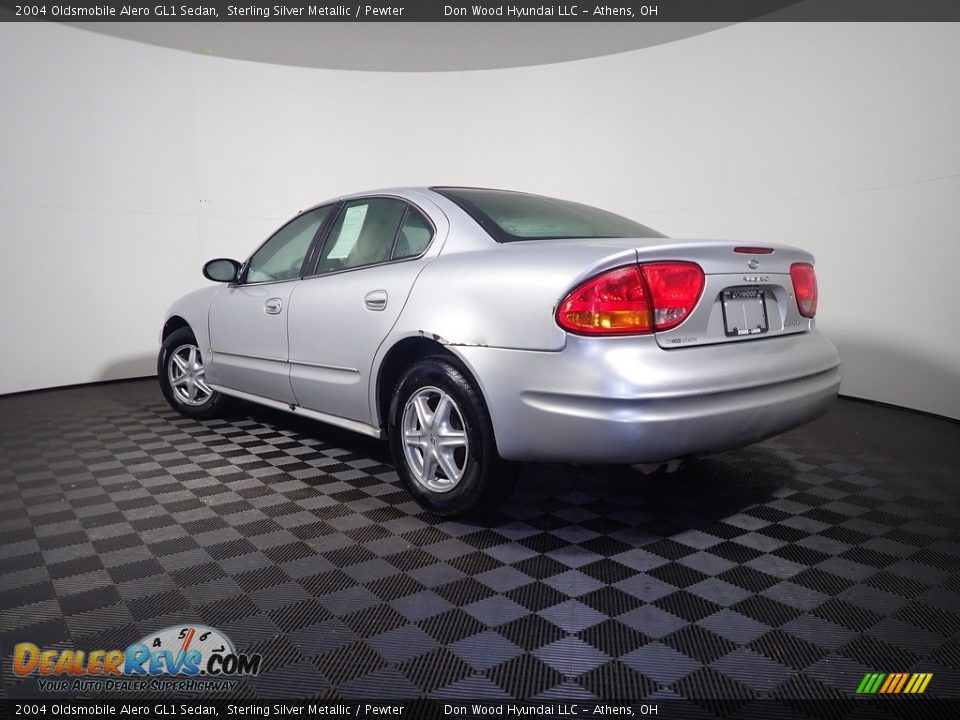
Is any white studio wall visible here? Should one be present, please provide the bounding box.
[2,22,958,420]
[456,22,960,420]
[0,22,462,397]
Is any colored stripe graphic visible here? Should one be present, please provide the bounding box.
[893,673,906,693]
[893,673,910,693]
[857,672,932,694]
[855,674,874,693]
[909,673,933,693]
[856,673,885,694]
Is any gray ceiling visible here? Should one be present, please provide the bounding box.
[69,22,732,72]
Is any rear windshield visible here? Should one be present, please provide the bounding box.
[433,187,666,243]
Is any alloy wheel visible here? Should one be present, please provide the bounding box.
[168,344,213,406]
[401,386,470,493]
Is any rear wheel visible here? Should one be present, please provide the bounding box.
[158,327,230,419]
[389,357,516,517]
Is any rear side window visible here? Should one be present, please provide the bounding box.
[316,198,407,273]
[393,207,433,259]
[434,187,665,243]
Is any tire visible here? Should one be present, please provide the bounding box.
[388,356,516,517]
[158,327,230,420]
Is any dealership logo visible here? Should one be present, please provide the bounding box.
[13,625,261,679]
[856,672,933,694]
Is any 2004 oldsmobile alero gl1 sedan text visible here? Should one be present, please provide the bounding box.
[158,187,841,516]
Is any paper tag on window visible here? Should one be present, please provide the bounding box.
[327,204,368,259]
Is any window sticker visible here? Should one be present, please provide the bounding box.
[327,204,368,259]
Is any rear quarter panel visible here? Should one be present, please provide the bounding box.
[389,242,640,351]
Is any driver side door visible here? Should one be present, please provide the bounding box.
[207,205,335,403]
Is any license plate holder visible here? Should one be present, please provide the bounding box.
[721,287,769,337]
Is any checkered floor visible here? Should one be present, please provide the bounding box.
[1,379,959,702]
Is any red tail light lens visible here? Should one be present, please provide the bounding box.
[790,262,818,317]
[640,262,705,331]
[557,262,704,335]
[556,266,652,335]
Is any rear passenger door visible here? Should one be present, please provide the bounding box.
[286,196,439,426]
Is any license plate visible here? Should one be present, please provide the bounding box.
[721,287,769,337]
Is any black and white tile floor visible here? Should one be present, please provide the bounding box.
[1,380,958,702]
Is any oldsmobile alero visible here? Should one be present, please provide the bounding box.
[158,187,841,516]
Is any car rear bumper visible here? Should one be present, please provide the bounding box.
[454,330,841,464]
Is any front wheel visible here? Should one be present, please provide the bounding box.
[158,327,230,419]
[388,357,516,517]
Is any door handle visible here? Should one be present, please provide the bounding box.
[264,298,283,315]
[364,290,388,311]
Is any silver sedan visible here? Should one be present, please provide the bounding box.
[159,187,840,516]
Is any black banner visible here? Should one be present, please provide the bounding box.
[2,699,960,720]
[2,0,960,22]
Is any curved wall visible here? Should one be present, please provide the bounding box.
[2,22,958,419]
[456,22,960,420]
[0,22,463,396]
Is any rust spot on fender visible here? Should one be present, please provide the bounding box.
[416,330,488,348]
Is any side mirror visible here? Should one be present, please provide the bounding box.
[203,258,241,283]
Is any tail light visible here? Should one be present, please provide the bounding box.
[641,263,706,330]
[557,262,704,335]
[556,266,652,335]
[790,262,818,318]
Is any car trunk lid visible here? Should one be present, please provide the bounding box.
[631,240,816,349]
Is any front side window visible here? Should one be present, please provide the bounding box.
[245,206,332,283]
[316,198,408,274]
[434,187,666,243]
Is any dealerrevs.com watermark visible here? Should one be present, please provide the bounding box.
[12,624,260,691]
